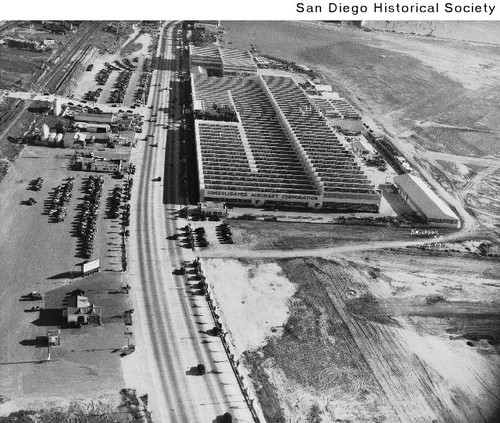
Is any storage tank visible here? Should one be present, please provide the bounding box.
[41,124,50,141]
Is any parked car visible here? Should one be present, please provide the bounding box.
[29,306,43,312]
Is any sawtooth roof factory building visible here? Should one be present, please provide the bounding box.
[191,70,381,212]
[190,45,258,76]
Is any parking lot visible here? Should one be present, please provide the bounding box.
[72,33,153,109]
[0,144,135,412]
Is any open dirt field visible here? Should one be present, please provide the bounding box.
[364,21,500,45]
[224,220,456,251]
[203,254,500,423]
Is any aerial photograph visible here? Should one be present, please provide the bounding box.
[0,19,499,423]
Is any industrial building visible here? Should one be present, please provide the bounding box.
[189,46,258,76]
[74,113,116,125]
[393,174,460,228]
[192,72,381,212]
[193,21,221,31]
[75,122,110,133]
[73,156,123,173]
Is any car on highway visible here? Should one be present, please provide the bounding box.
[152,176,162,182]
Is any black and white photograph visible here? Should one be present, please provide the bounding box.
[0,14,499,423]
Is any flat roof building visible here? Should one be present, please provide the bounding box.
[194,21,221,31]
[75,123,111,133]
[393,173,460,228]
[74,157,122,173]
[74,113,116,124]
[198,201,228,217]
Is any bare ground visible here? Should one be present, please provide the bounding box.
[214,254,500,423]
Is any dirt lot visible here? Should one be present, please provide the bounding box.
[0,97,27,177]
[225,219,455,251]
[202,254,500,423]
[0,388,150,422]
[0,144,139,418]
[0,47,51,91]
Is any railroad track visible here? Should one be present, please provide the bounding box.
[52,44,94,95]
[40,21,101,94]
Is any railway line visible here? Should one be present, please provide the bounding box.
[39,21,101,94]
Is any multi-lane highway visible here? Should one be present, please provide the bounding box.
[127,22,254,422]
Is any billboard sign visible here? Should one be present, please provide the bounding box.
[82,259,100,274]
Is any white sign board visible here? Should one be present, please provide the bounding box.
[204,189,321,203]
[82,259,100,274]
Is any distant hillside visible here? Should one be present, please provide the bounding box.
[363,21,500,45]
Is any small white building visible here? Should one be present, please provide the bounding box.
[393,174,460,228]
[198,201,228,217]
[63,294,102,325]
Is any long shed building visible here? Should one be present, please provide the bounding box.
[393,173,460,228]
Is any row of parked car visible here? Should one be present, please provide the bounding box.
[216,223,233,244]
[193,227,209,247]
[76,176,104,259]
[49,178,74,223]
[109,186,123,219]
[84,88,102,102]
[108,70,132,104]
[134,72,152,105]
[95,66,113,85]
[30,177,44,191]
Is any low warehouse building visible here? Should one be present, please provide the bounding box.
[74,113,116,124]
[74,157,122,173]
[75,123,111,133]
[198,201,228,217]
[393,174,460,228]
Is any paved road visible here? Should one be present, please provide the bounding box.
[126,22,254,423]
